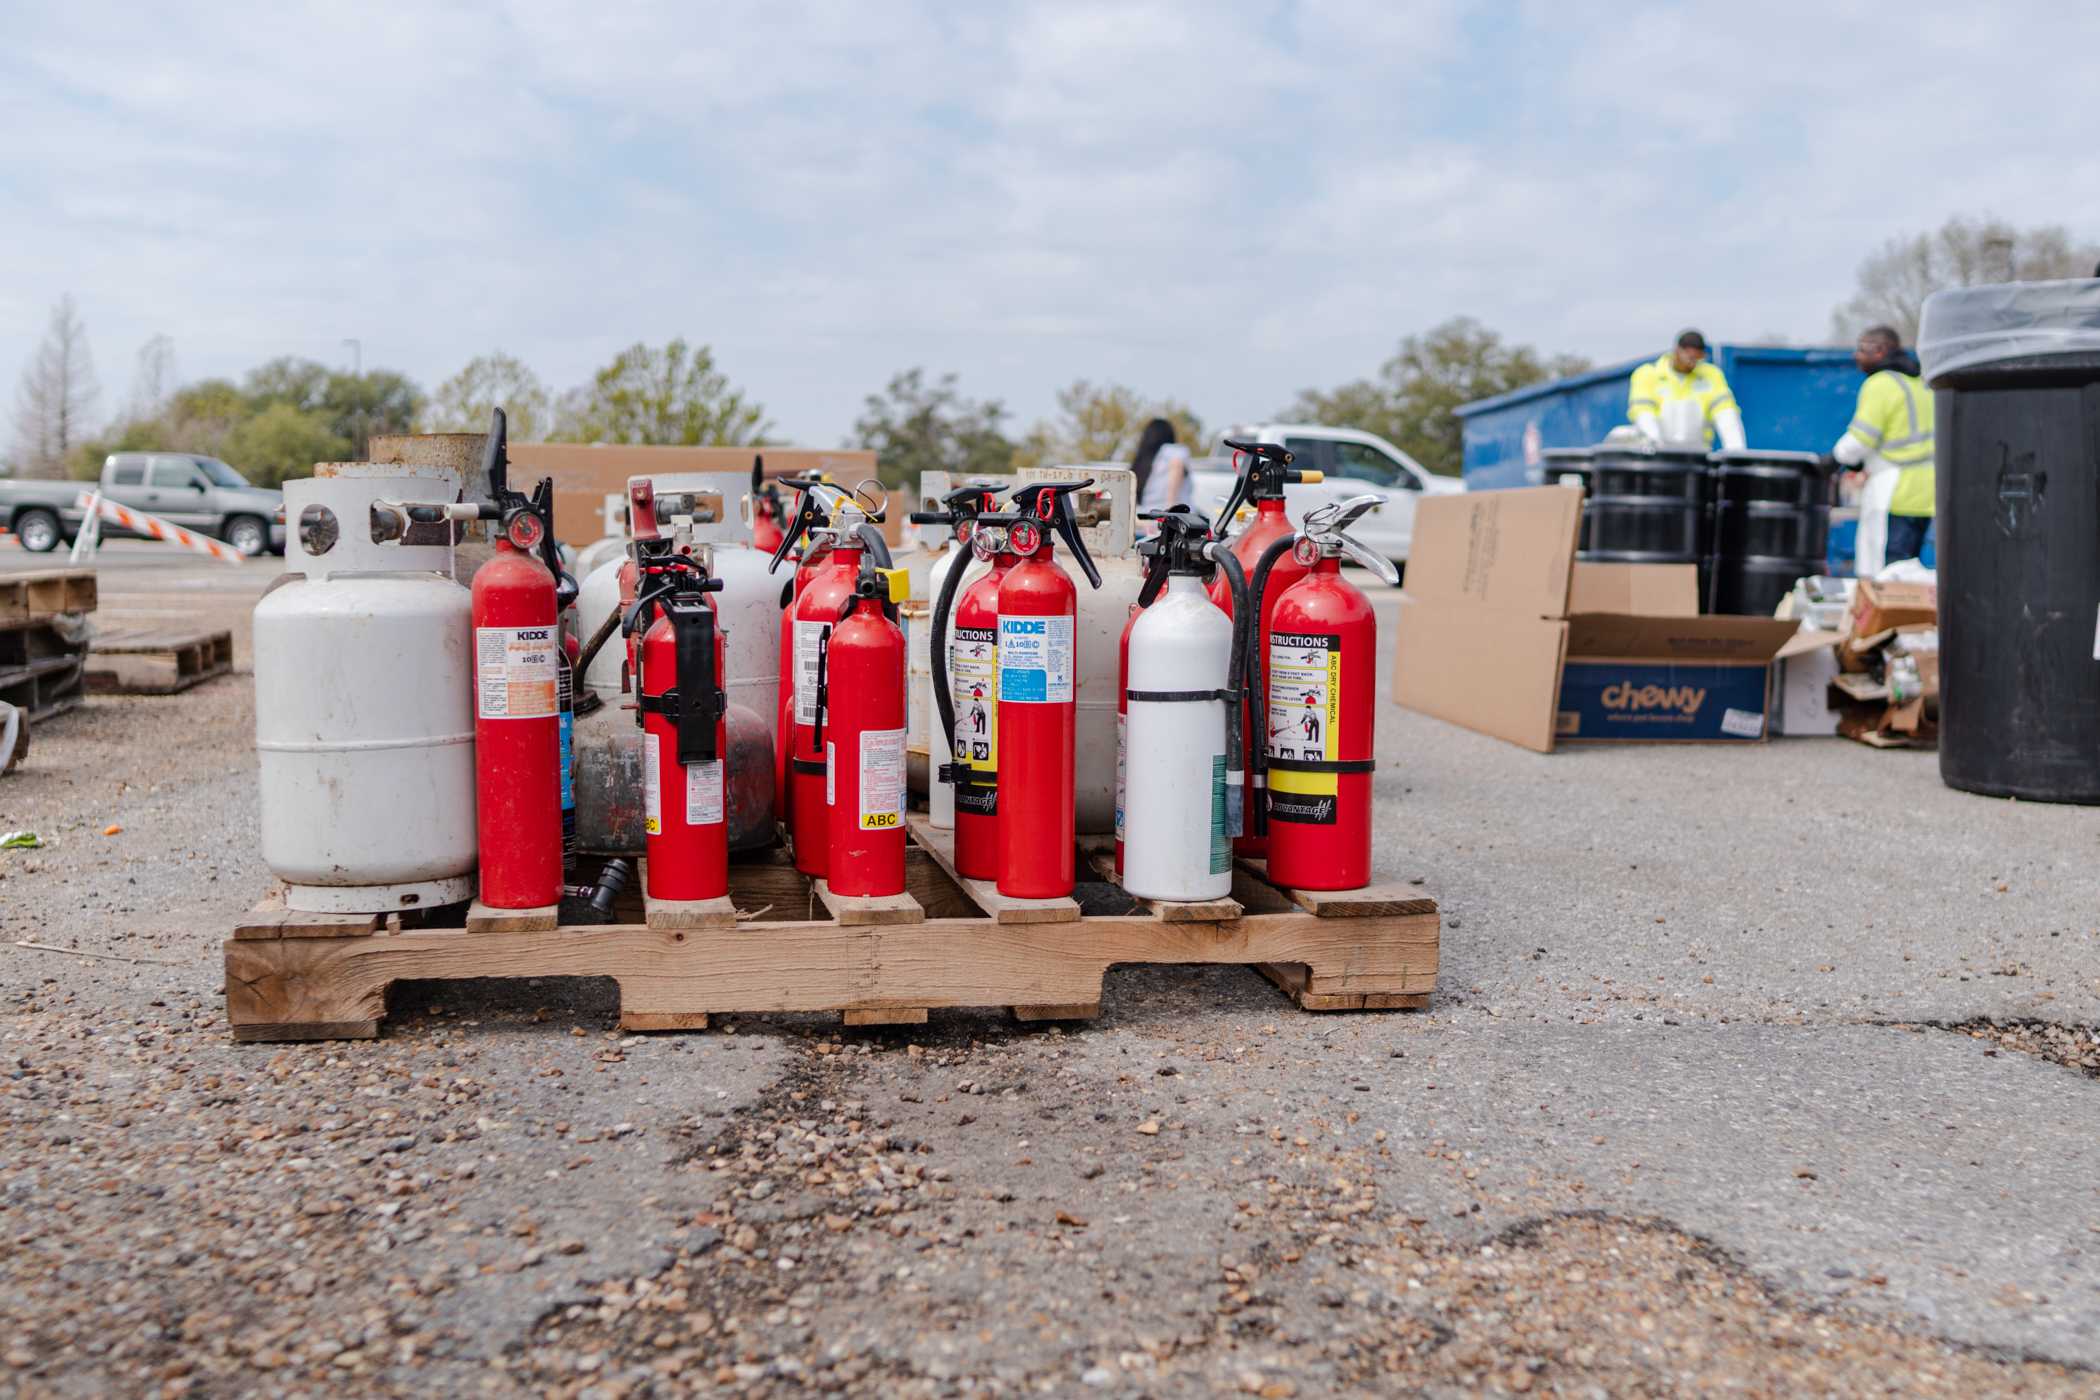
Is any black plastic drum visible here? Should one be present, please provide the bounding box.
[1713,502,1831,560]
[1589,448,1707,502]
[1708,555,1818,617]
[1584,496,1702,559]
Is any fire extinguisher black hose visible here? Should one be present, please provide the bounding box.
[575,602,625,685]
[1211,548,1251,839]
[1244,531,1300,838]
[927,539,973,793]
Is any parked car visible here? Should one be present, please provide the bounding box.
[1188,424,1464,563]
[0,453,286,555]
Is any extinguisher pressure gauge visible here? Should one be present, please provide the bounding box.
[1007,519,1042,556]
[505,510,546,552]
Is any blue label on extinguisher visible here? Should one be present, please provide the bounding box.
[998,615,1073,704]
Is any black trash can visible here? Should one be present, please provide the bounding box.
[1921,280,2100,803]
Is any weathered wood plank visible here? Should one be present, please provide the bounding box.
[814,880,925,927]
[906,814,1079,924]
[465,901,560,934]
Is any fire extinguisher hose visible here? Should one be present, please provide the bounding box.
[927,536,973,795]
[1210,548,1252,838]
[1243,531,1300,838]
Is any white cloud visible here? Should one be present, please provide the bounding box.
[2,0,2096,459]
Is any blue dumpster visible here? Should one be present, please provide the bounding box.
[1459,345,1871,574]
[1458,346,1861,489]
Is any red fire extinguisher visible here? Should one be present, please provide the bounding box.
[765,476,839,835]
[822,563,910,897]
[1250,496,1396,891]
[750,455,786,557]
[771,483,892,877]
[925,485,1012,881]
[987,480,1101,900]
[629,546,730,901]
[1207,440,1322,857]
[470,409,565,911]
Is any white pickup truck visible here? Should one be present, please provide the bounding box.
[1188,424,1463,563]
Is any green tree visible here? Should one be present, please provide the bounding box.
[1831,213,2100,343]
[424,352,552,441]
[1284,317,1589,476]
[1011,381,1205,470]
[851,369,1012,488]
[555,339,770,445]
[222,402,351,488]
[241,356,420,456]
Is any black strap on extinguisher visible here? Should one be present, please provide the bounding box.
[1126,687,1239,704]
[1264,755,1376,774]
[633,593,724,765]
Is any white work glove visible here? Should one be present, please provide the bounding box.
[1714,406,1747,452]
[1632,410,1662,444]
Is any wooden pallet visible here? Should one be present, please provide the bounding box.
[0,653,85,724]
[85,626,233,695]
[0,569,96,627]
[223,827,1439,1042]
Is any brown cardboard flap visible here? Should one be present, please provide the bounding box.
[1774,627,1842,661]
[1565,613,1799,664]
[1392,597,1569,753]
[1567,562,1700,618]
[1402,488,1581,617]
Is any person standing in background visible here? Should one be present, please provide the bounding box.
[1825,325,1934,575]
[1627,330,1748,450]
[1131,418,1193,513]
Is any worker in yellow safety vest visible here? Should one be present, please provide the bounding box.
[1627,329,1747,450]
[1822,325,1934,575]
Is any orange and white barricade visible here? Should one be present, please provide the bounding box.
[70,492,244,566]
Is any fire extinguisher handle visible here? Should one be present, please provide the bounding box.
[1007,480,1102,589]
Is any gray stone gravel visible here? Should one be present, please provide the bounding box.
[1,549,2096,1394]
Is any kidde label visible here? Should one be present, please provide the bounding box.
[643,741,662,836]
[998,614,1073,704]
[793,620,829,726]
[951,627,998,817]
[1266,632,1339,764]
[686,759,725,826]
[858,727,906,831]
[476,626,558,719]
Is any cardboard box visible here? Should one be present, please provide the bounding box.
[1849,578,1936,639]
[1392,488,1799,751]
[1772,631,1843,736]
[505,442,881,547]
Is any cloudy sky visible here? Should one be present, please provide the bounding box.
[5,1,2097,449]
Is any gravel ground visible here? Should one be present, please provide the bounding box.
[2,549,2097,1395]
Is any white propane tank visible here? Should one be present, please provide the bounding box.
[1122,583,1234,901]
[254,463,477,912]
[630,471,782,748]
[573,492,629,577]
[577,555,628,702]
[1016,465,1143,833]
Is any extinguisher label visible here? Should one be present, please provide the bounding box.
[951,628,998,809]
[476,626,558,720]
[794,620,829,727]
[1267,632,1341,825]
[826,740,836,806]
[686,759,725,826]
[1114,711,1126,843]
[858,727,907,831]
[643,741,662,836]
[997,614,1073,704]
[1209,754,1230,873]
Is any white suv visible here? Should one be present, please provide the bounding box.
[1188,424,1462,563]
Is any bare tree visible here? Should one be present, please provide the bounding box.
[11,295,100,478]
[128,334,179,421]
[1832,214,2100,343]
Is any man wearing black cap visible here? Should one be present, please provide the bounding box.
[1626,330,1747,450]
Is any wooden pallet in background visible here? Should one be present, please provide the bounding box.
[223,826,1439,1042]
[0,569,96,627]
[85,627,234,695]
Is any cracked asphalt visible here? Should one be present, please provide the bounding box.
[2,543,2097,1395]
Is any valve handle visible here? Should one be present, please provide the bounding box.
[1004,480,1102,589]
[1299,493,1400,587]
